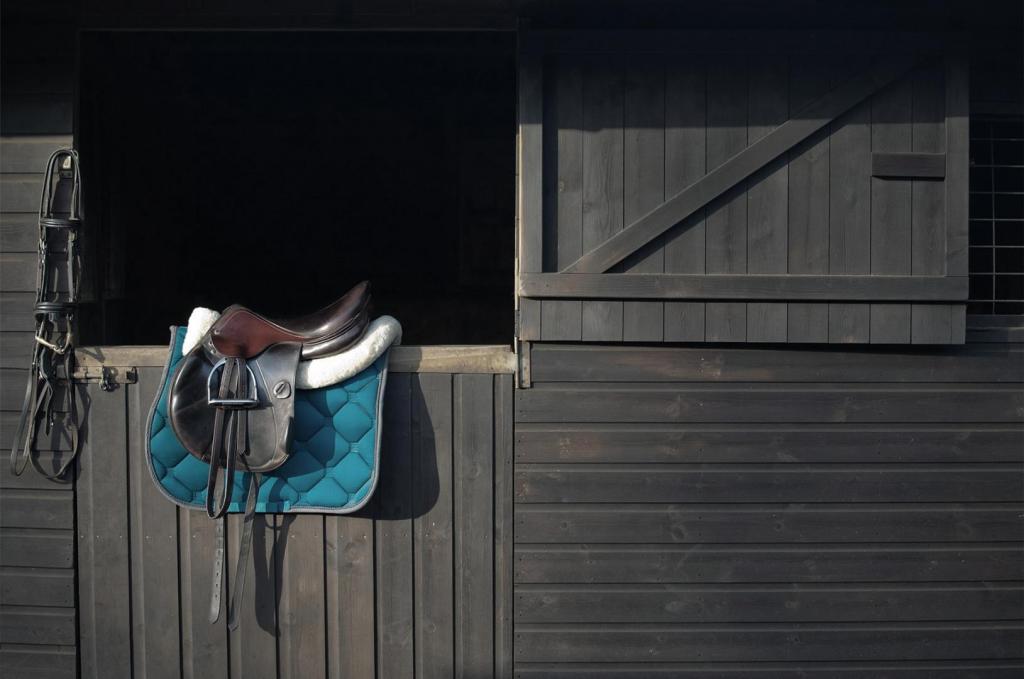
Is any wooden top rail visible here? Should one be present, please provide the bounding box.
[74,345,517,375]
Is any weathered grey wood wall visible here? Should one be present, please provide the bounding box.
[513,342,1024,676]
[517,31,970,344]
[76,366,514,679]
[0,3,79,676]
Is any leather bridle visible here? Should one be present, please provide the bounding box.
[9,149,83,480]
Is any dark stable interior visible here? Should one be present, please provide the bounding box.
[78,32,515,345]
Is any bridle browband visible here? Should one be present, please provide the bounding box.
[9,149,83,480]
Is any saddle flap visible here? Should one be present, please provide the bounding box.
[168,339,300,473]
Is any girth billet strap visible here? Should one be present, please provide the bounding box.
[10,149,83,480]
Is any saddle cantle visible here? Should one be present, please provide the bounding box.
[155,281,397,630]
[209,279,370,359]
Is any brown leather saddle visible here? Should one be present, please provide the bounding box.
[168,280,370,519]
[166,280,370,628]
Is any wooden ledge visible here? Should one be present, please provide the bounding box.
[74,344,516,375]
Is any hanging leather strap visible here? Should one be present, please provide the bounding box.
[209,470,260,626]
[227,472,259,630]
[10,149,82,479]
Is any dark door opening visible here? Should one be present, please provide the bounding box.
[78,31,515,345]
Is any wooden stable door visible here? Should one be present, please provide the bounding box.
[517,31,969,344]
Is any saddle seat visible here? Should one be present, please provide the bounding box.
[210,280,370,359]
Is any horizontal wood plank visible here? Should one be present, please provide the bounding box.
[872,152,946,178]
[0,292,35,330]
[520,275,967,301]
[527,344,1024,383]
[515,464,1023,503]
[515,582,1024,623]
[516,385,1024,424]
[0,174,44,213]
[0,567,74,607]
[515,622,1024,663]
[72,344,516,373]
[515,504,1024,543]
[0,213,38,252]
[514,544,1024,584]
[514,425,1024,463]
[0,490,73,529]
[0,529,73,568]
[0,136,71,173]
[0,410,76,453]
[511,660,1024,678]
[0,606,75,645]
[0,644,76,679]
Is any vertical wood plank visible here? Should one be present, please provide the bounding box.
[180,510,229,679]
[787,60,831,343]
[912,60,947,275]
[706,303,747,343]
[541,54,583,340]
[950,305,967,343]
[914,58,954,341]
[493,374,514,679]
[581,54,624,341]
[746,55,789,342]
[228,511,277,679]
[277,515,326,679]
[787,303,828,343]
[454,374,494,678]
[663,55,707,342]
[77,384,132,679]
[376,373,414,679]
[518,297,541,341]
[326,510,375,679]
[519,50,545,342]
[518,50,543,276]
[128,370,182,679]
[413,374,454,679]
[622,53,665,341]
[829,303,871,343]
[912,304,954,344]
[870,73,913,343]
[705,55,748,341]
[829,58,872,342]
[944,48,970,278]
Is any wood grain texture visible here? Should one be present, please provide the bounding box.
[541,53,583,340]
[71,362,509,679]
[519,274,967,301]
[376,374,414,679]
[454,374,495,678]
[514,341,1024,673]
[663,55,707,341]
[580,54,624,340]
[413,374,455,679]
[77,385,132,679]
[869,73,913,342]
[872,152,945,178]
[621,54,666,341]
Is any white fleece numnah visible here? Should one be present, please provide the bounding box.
[182,307,220,354]
[182,310,402,390]
[295,315,401,388]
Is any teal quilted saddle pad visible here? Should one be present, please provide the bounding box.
[146,327,388,514]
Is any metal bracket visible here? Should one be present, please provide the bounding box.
[71,365,138,387]
[516,340,532,389]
